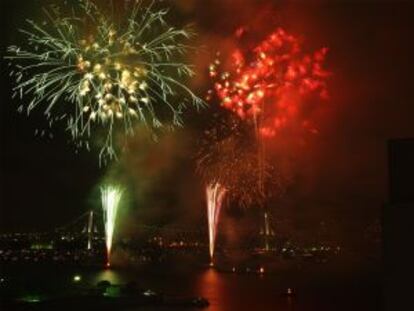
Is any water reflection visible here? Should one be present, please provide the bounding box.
[92,269,123,285]
[195,268,284,311]
[286,296,295,310]
[196,268,228,311]
[2,263,380,311]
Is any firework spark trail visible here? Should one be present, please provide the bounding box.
[198,125,278,208]
[6,0,205,163]
[101,185,123,267]
[206,182,227,264]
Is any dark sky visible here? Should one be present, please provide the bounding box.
[1,0,414,238]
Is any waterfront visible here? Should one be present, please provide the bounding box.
[1,253,381,311]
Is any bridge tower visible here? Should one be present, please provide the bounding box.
[87,210,94,250]
[259,210,275,251]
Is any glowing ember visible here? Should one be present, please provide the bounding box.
[208,27,330,137]
[206,182,227,263]
[101,185,123,267]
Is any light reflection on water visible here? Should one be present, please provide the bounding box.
[92,269,123,285]
[194,268,284,311]
[196,268,224,311]
[2,263,381,311]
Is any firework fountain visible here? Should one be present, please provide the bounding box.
[206,182,227,265]
[101,185,123,267]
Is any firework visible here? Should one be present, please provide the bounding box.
[101,185,123,267]
[197,113,284,208]
[199,137,277,207]
[206,182,226,264]
[208,27,330,137]
[202,26,329,210]
[6,0,204,162]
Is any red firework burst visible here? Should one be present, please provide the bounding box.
[208,27,331,138]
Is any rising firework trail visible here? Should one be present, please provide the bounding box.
[206,182,227,265]
[101,185,123,267]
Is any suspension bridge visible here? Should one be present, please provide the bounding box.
[54,209,279,253]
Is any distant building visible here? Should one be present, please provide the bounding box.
[387,138,414,205]
[384,138,414,310]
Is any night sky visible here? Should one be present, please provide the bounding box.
[1,0,414,245]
